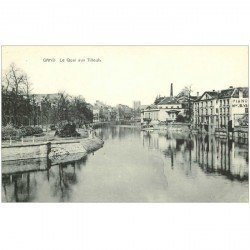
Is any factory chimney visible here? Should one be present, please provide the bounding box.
[170,83,173,97]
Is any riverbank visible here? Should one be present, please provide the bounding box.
[2,136,104,174]
[49,137,104,165]
[142,123,190,133]
[111,124,141,128]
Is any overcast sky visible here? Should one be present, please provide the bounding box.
[2,46,248,107]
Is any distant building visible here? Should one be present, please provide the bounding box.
[93,100,109,122]
[92,100,118,122]
[132,101,141,122]
[141,83,185,124]
[133,101,141,110]
[193,86,248,133]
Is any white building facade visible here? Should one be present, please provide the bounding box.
[141,83,185,124]
[141,97,184,124]
[193,91,219,132]
[193,87,248,133]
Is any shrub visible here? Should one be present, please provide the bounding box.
[2,124,21,140]
[20,126,35,136]
[54,123,80,137]
[33,126,43,134]
[50,124,56,130]
[19,126,43,136]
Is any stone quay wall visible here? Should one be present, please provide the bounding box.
[2,137,104,171]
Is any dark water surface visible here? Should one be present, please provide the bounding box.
[2,126,249,202]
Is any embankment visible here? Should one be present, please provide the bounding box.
[2,137,104,174]
[154,123,190,133]
[49,137,104,165]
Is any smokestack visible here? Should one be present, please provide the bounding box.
[170,83,173,97]
[197,92,199,97]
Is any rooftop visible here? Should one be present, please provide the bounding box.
[158,96,180,105]
[195,91,219,101]
[219,87,248,98]
[195,87,248,101]
[146,104,158,109]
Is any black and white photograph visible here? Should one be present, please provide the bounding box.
[1,46,248,202]
[0,1,250,250]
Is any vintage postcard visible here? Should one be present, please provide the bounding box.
[1,46,249,202]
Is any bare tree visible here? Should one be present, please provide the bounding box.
[22,74,33,97]
[41,96,51,130]
[178,85,193,122]
[56,91,71,125]
[180,85,193,97]
[2,71,12,93]
[8,63,26,95]
[2,64,33,126]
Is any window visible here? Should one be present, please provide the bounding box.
[245,108,248,113]
[216,108,218,113]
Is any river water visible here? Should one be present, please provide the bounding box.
[1,126,249,202]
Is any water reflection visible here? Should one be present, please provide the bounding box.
[2,157,88,202]
[1,126,249,202]
[142,131,248,182]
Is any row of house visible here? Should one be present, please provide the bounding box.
[140,83,248,133]
[193,87,248,132]
[93,101,134,123]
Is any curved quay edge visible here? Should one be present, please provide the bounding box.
[1,137,104,175]
[49,137,104,166]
